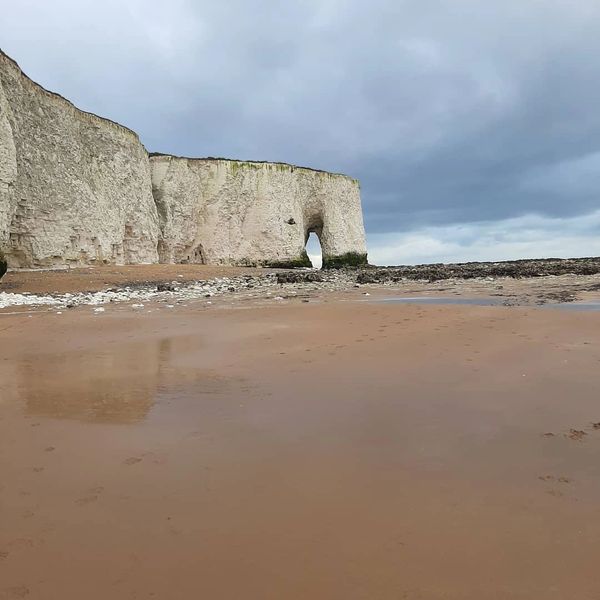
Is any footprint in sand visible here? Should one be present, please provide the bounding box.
[123,457,143,466]
[2,586,30,599]
[544,425,600,439]
[538,475,572,484]
[75,495,98,506]
[566,429,587,441]
[75,486,104,506]
[7,539,33,550]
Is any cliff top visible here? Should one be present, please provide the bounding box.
[1,49,359,185]
[0,49,141,140]
[148,153,359,183]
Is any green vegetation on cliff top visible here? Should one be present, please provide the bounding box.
[322,252,369,269]
[148,153,359,184]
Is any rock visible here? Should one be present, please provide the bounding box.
[156,282,176,292]
[276,271,323,284]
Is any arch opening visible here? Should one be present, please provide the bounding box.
[305,231,322,269]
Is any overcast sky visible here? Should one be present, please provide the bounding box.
[2,0,600,265]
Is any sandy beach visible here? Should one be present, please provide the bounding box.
[1,279,600,599]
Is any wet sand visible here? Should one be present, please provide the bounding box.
[2,298,600,599]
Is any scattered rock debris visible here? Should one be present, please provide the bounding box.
[356,257,600,284]
[2,257,600,311]
[0,271,351,310]
[276,271,323,284]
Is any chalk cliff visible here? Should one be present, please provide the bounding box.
[0,50,367,269]
[151,156,367,267]
[0,51,159,267]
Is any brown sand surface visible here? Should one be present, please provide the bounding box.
[1,298,600,599]
[0,264,273,295]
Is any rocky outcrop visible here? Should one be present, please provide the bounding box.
[0,50,367,269]
[150,155,367,267]
[356,257,600,283]
[0,51,159,268]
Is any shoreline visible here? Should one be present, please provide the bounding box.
[2,262,600,312]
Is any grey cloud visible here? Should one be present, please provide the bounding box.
[2,0,600,259]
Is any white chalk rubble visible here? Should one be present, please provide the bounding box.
[0,272,354,310]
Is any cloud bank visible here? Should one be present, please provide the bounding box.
[2,0,600,264]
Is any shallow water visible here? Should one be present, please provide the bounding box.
[375,296,501,306]
[545,300,600,311]
[377,296,600,311]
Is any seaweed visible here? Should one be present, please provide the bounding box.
[322,252,368,269]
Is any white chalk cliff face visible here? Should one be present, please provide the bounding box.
[151,156,367,267]
[0,51,159,268]
[0,50,367,269]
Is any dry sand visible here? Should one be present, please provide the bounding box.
[1,289,600,599]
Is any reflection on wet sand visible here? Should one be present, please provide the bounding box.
[15,336,228,424]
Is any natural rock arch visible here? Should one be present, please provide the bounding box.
[150,156,368,269]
